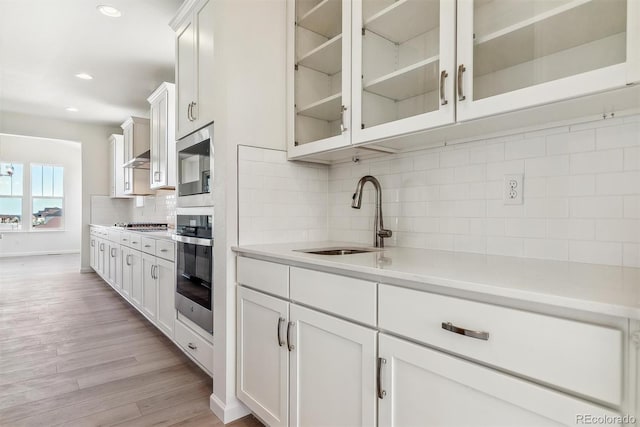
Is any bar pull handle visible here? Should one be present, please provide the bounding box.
[457,64,466,101]
[377,357,387,399]
[126,254,132,266]
[287,321,295,351]
[277,317,285,347]
[91,240,95,247]
[191,102,197,120]
[440,70,448,105]
[340,105,348,133]
[188,342,197,350]
[154,171,161,182]
[442,322,489,341]
[187,102,193,121]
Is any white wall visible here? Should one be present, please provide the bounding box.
[208,0,288,421]
[0,111,121,269]
[0,134,82,256]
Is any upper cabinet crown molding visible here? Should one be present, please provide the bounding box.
[169,0,203,31]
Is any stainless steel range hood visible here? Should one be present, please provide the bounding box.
[123,150,150,169]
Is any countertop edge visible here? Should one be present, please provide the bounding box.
[232,246,640,321]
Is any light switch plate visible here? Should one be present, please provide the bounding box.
[504,174,523,205]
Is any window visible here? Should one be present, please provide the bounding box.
[31,164,64,230]
[0,162,24,230]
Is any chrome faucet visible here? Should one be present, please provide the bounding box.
[351,175,392,248]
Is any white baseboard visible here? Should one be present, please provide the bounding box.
[210,393,250,424]
[0,250,80,258]
[80,267,94,274]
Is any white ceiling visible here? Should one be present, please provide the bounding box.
[0,0,182,126]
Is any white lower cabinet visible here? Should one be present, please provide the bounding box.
[236,256,635,427]
[237,287,289,427]
[289,304,376,427]
[237,286,377,427]
[89,235,97,270]
[141,253,158,322]
[129,250,143,308]
[156,258,176,338]
[107,242,121,292]
[378,333,620,427]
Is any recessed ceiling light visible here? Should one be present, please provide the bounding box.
[97,5,122,18]
[66,107,78,112]
[75,73,93,80]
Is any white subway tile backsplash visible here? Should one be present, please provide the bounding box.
[596,122,639,150]
[545,129,595,155]
[623,243,640,268]
[570,149,623,174]
[505,137,546,160]
[524,239,569,261]
[238,116,639,268]
[238,146,328,245]
[525,155,569,177]
[487,236,523,257]
[570,196,623,218]
[596,171,640,195]
[569,241,622,265]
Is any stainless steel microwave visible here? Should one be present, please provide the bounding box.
[176,123,213,207]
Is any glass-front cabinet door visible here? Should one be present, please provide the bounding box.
[289,0,352,156]
[456,0,638,121]
[351,0,456,145]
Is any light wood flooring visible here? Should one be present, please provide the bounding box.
[0,254,261,427]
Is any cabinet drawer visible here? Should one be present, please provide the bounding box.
[90,227,98,236]
[108,230,121,243]
[120,232,132,247]
[155,239,175,262]
[378,285,623,406]
[237,256,289,298]
[174,320,213,375]
[290,268,376,326]
[141,237,156,255]
[127,234,142,250]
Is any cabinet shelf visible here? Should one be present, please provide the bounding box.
[297,93,342,121]
[364,56,440,101]
[364,0,439,44]
[474,0,626,77]
[298,0,342,38]
[298,34,342,75]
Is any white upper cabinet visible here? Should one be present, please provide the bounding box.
[108,134,130,198]
[352,0,456,144]
[288,0,352,157]
[287,0,640,159]
[172,0,215,140]
[456,0,640,121]
[147,82,176,189]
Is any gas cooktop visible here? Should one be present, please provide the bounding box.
[113,222,168,231]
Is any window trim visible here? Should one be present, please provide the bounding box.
[0,161,25,231]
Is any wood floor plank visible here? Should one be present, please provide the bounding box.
[0,254,228,427]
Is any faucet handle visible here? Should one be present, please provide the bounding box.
[378,229,393,238]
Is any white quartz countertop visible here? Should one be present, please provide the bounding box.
[90,224,175,241]
[233,241,640,320]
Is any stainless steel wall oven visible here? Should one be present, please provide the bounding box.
[173,209,213,334]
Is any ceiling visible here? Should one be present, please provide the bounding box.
[0,0,182,127]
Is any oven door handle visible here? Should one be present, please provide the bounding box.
[172,235,214,247]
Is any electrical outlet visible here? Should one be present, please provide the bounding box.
[504,174,523,205]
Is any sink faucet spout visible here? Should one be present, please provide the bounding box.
[351,175,392,248]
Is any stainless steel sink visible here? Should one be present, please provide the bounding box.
[295,247,382,255]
